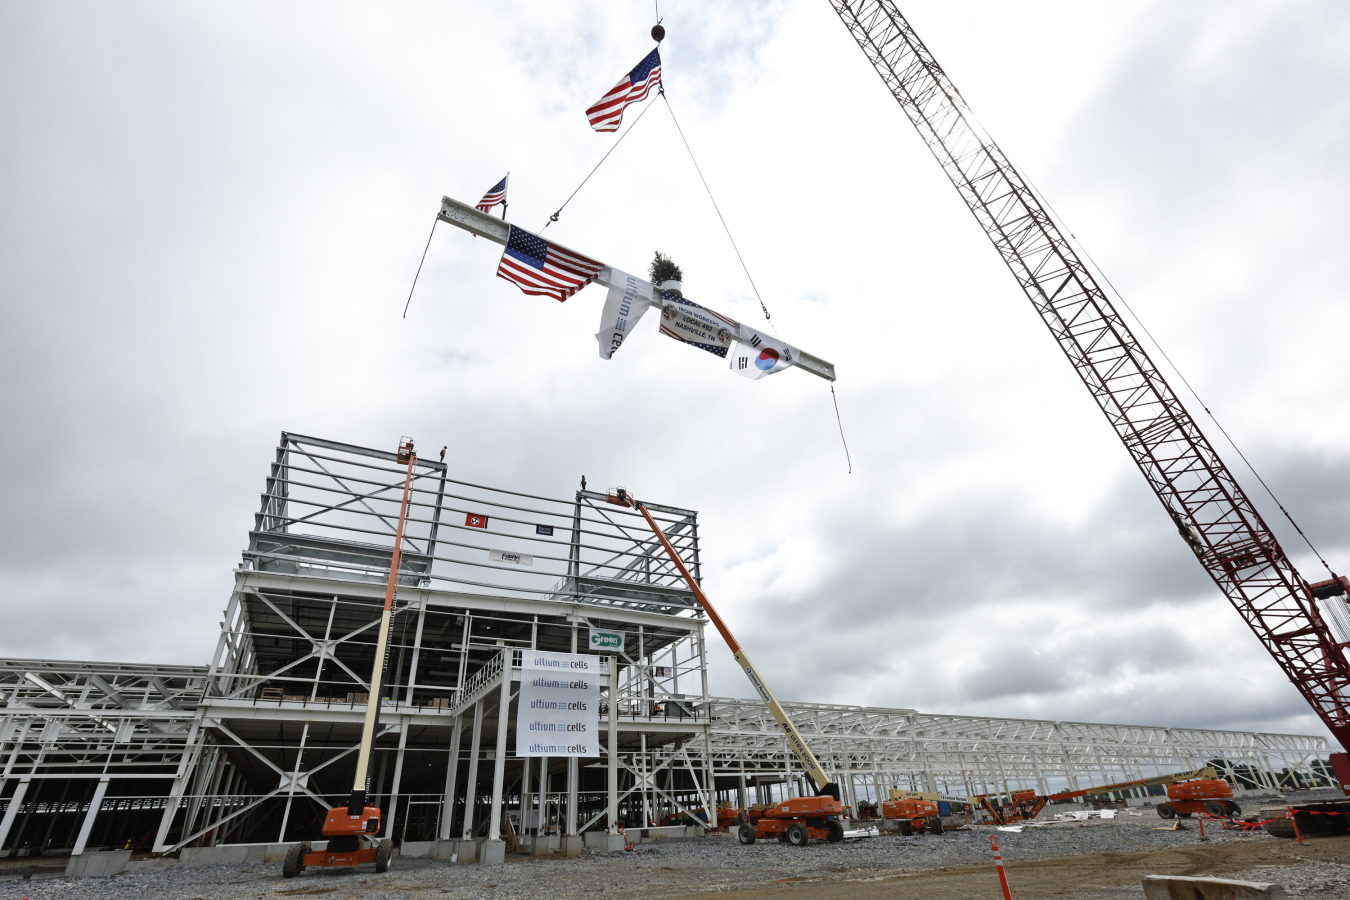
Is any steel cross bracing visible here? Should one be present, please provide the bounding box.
[698,697,1333,800]
[246,433,705,617]
[0,660,203,773]
[827,0,1350,747]
[0,656,1334,853]
[1,432,1338,855]
[0,660,205,856]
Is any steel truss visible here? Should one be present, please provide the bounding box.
[0,433,1336,860]
[0,660,204,856]
[698,699,1333,808]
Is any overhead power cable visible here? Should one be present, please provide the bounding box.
[1014,166,1333,576]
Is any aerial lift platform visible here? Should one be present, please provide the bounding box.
[607,488,860,847]
[282,439,417,877]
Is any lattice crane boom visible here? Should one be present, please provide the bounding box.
[827,0,1350,749]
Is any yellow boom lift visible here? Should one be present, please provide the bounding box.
[607,488,858,846]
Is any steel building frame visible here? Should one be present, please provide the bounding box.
[0,432,1336,860]
[698,699,1333,809]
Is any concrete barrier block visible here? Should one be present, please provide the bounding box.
[181,845,241,867]
[479,839,505,865]
[1143,875,1287,900]
[430,838,472,861]
[400,840,433,858]
[65,850,132,877]
[562,835,583,858]
[582,832,627,852]
[531,834,552,856]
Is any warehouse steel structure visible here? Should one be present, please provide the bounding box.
[0,433,1336,859]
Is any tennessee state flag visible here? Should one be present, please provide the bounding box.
[465,512,489,529]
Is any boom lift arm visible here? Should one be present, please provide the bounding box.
[606,488,841,800]
[346,438,418,816]
[975,766,1218,824]
[827,0,1350,749]
[284,439,416,878]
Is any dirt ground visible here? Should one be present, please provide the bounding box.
[4,820,1350,899]
[660,835,1350,900]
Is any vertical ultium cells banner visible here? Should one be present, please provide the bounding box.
[515,651,600,757]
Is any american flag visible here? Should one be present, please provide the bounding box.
[475,174,508,214]
[496,225,603,303]
[586,48,662,132]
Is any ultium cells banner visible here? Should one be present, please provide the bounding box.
[514,651,600,757]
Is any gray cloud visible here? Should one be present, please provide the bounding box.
[1,0,1347,746]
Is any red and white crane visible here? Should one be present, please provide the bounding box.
[826,1,1350,766]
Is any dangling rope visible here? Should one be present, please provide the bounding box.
[661,81,857,470]
[831,384,852,474]
[541,97,659,232]
[660,89,776,332]
[402,216,438,318]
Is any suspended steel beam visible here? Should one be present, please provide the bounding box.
[435,196,837,382]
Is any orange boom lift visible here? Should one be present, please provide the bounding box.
[606,488,853,847]
[973,767,1235,825]
[283,438,417,878]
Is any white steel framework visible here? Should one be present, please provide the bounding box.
[0,432,1336,861]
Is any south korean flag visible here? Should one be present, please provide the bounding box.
[730,327,798,380]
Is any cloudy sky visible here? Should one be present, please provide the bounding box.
[2,0,1347,742]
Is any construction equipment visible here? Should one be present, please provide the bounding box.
[975,767,1221,825]
[1155,779,1240,820]
[738,795,847,846]
[827,1,1350,763]
[604,488,849,846]
[881,797,943,835]
[282,438,416,878]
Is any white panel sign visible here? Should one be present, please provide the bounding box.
[489,548,533,566]
[515,651,600,757]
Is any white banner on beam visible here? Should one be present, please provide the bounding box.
[515,651,600,757]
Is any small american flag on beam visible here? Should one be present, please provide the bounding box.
[586,48,661,132]
[496,225,603,302]
[475,174,508,214]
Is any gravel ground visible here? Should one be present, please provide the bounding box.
[0,813,1300,900]
[1225,861,1350,896]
